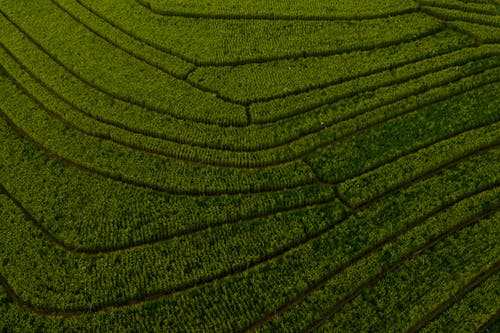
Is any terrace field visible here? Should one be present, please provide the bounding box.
[0,0,499,331]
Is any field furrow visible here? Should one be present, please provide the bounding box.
[1,0,498,331]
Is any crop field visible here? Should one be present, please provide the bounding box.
[0,0,499,331]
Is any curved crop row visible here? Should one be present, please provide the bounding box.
[134,0,418,21]
[419,271,500,332]
[78,0,440,66]
[1,148,498,329]
[250,149,500,331]
[2,38,499,168]
[189,30,470,104]
[306,212,500,332]
[2,24,498,155]
[1,0,499,330]
[0,7,247,126]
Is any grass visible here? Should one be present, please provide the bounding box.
[0,0,499,331]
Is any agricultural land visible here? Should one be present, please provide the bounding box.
[0,0,499,331]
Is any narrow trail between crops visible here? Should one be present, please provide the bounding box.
[0,0,499,331]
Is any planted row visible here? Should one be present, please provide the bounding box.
[1,138,499,331]
[4,42,500,168]
[448,21,500,43]
[306,79,500,183]
[95,148,500,330]
[0,189,345,311]
[52,0,194,79]
[135,0,418,20]
[338,120,500,207]
[251,44,500,123]
[0,72,317,195]
[422,5,500,28]
[258,184,500,332]
[420,271,500,332]
[418,0,499,15]
[0,14,495,153]
[188,29,469,103]
[79,0,439,65]
[0,3,246,126]
[0,115,333,250]
[2,28,499,161]
[317,212,499,332]
[0,48,257,168]
[0,40,245,153]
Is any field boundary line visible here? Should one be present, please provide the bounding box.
[0,150,498,315]
[0,9,247,127]
[75,0,433,68]
[407,262,500,332]
[418,1,500,16]
[310,119,500,190]
[243,184,500,331]
[476,309,500,333]
[51,0,247,106]
[0,58,306,170]
[134,0,420,21]
[2,129,498,254]
[301,208,500,332]
[0,104,316,196]
[251,49,500,126]
[3,39,498,164]
[8,2,455,108]
[353,142,500,211]
[225,30,467,105]
[0,180,336,255]
[422,6,500,28]
[79,0,432,67]
[1,198,496,317]
[1,77,497,196]
[296,77,500,162]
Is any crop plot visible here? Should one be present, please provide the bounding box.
[0,0,499,331]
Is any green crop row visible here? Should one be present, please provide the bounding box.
[7,25,496,149]
[251,44,500,124]
[0,72,318,195]
[0,40,241,152]
[3,34,500,168]
[449,21,500,43]
[79,0,439,65]
[338,121,500,207]
[188,29,469,103]
[230,56,500,155]
[0,46,255,168]
[0,190,346,311]
[0,140,498,331]
[136,0,417,20]
[116,151,492,331]
[2,27,498,168]
[306,79,500,183]
[419,272,500,332]
[422,5,500,27]
[419,0,499,15]
[52,0,194,79]
[317,212,499,332]
[0,3,247,126]
[0,113,335,250]
[0,0,498,330]
[0,11,494,153]
[258,186,500,332]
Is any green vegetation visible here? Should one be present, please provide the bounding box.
[0,0,499,331]
[136,0,419,19]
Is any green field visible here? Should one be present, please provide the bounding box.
[0,0,499,331]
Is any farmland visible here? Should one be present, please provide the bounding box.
[0,0,499,331]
